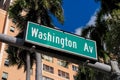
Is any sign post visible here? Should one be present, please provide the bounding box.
[25,22,97,60]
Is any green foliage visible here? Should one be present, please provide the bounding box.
[105,21,120,54]
[104,3,120,54]
[96,0,120,15]
[75,65,110,80]
[8,0,64,31]
[79,66,95,80]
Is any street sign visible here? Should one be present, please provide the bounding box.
[25,21,97,60]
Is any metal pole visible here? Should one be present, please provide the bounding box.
[0,33,120,80]
[35,52,42,80]
[26,52,31,80]
[87,62,111,73]
[30,46,42,80]
[110,60,120,80]
[0,34,24,46]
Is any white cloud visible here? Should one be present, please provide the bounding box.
[86,15,96,26]
[86,9,98,26]
[75,9,99,35]
[75,27,83,35]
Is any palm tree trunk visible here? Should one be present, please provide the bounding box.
[35,52,42,80]
[26,52,31,80]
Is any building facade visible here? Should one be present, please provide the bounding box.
[0,0,78,80]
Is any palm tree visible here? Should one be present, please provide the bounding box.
[7,0,64,80]
[76,0,120,79]
[75,10,110,80]
[96,0,120,58]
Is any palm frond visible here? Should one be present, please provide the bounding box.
[7,0,64,71]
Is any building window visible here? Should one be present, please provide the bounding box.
[58,70,69,79]
[42,76,54,80]
[42,54,53,62]
[43,64,54,73]
[2,72,8,80]
[4,59,9,66]
[57,59,69,68]
[10,26,15,32]
[72,65,78,72]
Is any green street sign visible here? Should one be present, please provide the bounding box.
[25,22,97,60]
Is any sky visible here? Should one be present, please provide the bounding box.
[52,0,100,35]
